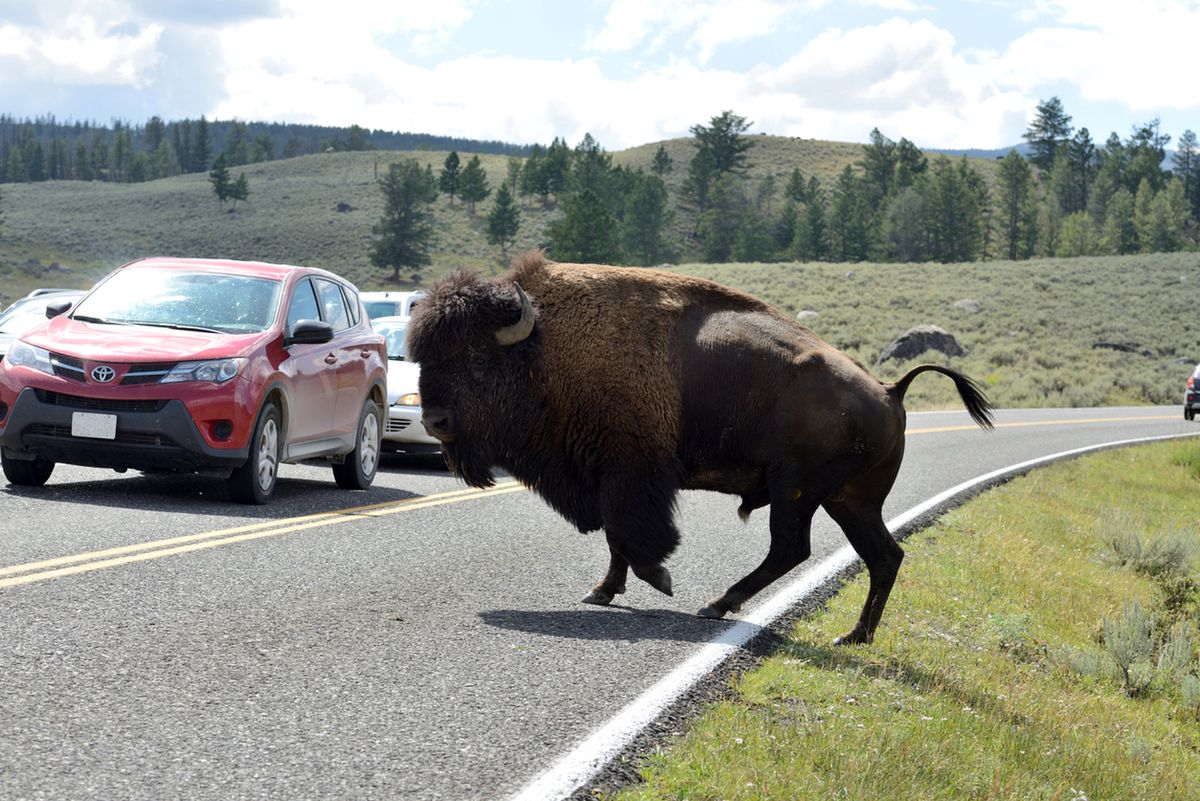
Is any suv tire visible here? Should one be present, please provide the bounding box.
[1,451,55,487]
[227,401,281,504]
[333,398,381,490]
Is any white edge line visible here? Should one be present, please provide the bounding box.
[508,430,1200,801]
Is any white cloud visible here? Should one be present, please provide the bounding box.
[0,12,163,87]
[753,17,1028,147]
[587,0,815,64]
[993,0,1200,111]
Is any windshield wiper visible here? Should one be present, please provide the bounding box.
[71,314,132,326]
[125,321,225,334]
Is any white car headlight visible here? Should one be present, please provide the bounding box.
[160,358,247,384]
[395,392,421,407]
[5,341,54,374]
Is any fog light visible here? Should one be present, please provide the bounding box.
[212,420,234,440]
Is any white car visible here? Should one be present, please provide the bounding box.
[370,315,442,457]
[0,290,86,362]
[362,290,426,321]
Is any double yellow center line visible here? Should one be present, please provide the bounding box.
[0,412,1185,591]
[0,481,524,590]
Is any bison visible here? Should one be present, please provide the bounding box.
[407,253,993,644]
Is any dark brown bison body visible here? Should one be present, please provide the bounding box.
[407,253,993,643]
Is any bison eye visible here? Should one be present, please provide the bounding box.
[472,354,488,368]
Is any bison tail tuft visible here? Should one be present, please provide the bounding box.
[888,364,995,430]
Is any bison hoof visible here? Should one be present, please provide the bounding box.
[696,604,727,619]
[581,589,615,606]
[833,627,872,646]
[635,565,673,597]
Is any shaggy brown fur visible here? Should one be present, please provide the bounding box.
[407,252,993,643]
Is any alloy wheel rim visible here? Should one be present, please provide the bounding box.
[360,413,379,476]
[257,418,279,492]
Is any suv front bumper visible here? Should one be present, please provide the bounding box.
[0,387,249,474]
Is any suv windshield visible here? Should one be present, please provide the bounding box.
[72,269,282,334]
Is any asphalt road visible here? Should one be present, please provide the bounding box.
[1,406,1195,801]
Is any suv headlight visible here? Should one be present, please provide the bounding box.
[5,341,54,374]
[395,392,421,406]
[160,358,247,384]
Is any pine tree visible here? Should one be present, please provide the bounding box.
[1172,129,1199,218]
[1133,178,1155,252]
[1023,96,1073,171]
[651,144,673,176]
[486,182,520,256]
[194,116,212,172]
[209,154,232,204]
[793,192,829,261]
[230,173,250,208]
[689,110,754,174]
[997,150,1035,260]
[1103,187,1138,254]
[858,128,897,209]
[458,155,491,214]
[621,172,672,265]
[370,159,438,281]
[438,151,461,204]
[547,189,621,263]
[784,167,806,203]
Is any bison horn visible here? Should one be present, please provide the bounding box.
[495,283,535,346]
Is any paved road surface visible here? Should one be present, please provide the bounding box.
[1,406,1194,800]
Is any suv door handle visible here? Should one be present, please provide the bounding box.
[324,353,338,365]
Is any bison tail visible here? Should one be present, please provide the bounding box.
[888,364,995,430]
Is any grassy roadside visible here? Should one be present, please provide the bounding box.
[613,438,1200,801]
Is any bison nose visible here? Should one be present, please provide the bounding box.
[421,407,455,441]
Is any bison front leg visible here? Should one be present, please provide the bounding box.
[589,473,681,602]
[581,549,629,606]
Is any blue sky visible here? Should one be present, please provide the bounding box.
[2,1,1198,152]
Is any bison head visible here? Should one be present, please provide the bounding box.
[406,271,540,488]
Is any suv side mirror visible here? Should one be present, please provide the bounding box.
[285,319,334,346]
[45,300,74,318]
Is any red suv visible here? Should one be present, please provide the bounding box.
[0,257,388,503]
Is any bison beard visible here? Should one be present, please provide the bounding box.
[407,253,994,645]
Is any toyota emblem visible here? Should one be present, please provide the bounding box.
[91,365,116,383]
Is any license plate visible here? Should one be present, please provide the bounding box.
[71,411,117,440]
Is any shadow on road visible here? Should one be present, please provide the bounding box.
[2,474,421,518]
[478,605,777,646]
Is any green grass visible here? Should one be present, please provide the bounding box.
[612,439,1200,801]
[1,139,1194,409]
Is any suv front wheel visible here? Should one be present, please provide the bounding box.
[2,450,55,487]
[228,401,281,504]
[333,397,381,490]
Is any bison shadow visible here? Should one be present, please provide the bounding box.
[479,606,781,648]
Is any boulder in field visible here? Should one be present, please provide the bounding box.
[878,324,965,364]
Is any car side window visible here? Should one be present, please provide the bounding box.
[286,278,321,335]
[314,278,350,332]
[341,285,362,326]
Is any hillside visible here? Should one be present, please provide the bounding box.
[1,137,1192,412]
[1,134,990,293]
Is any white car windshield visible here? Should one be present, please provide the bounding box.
[0,302,65,334]
[372,320,408,360]
[71,269,282,334]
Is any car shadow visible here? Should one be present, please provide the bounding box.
[2,473,421,518]
[478,606,778,647]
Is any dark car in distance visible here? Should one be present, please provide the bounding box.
[1186,363,1200,421]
